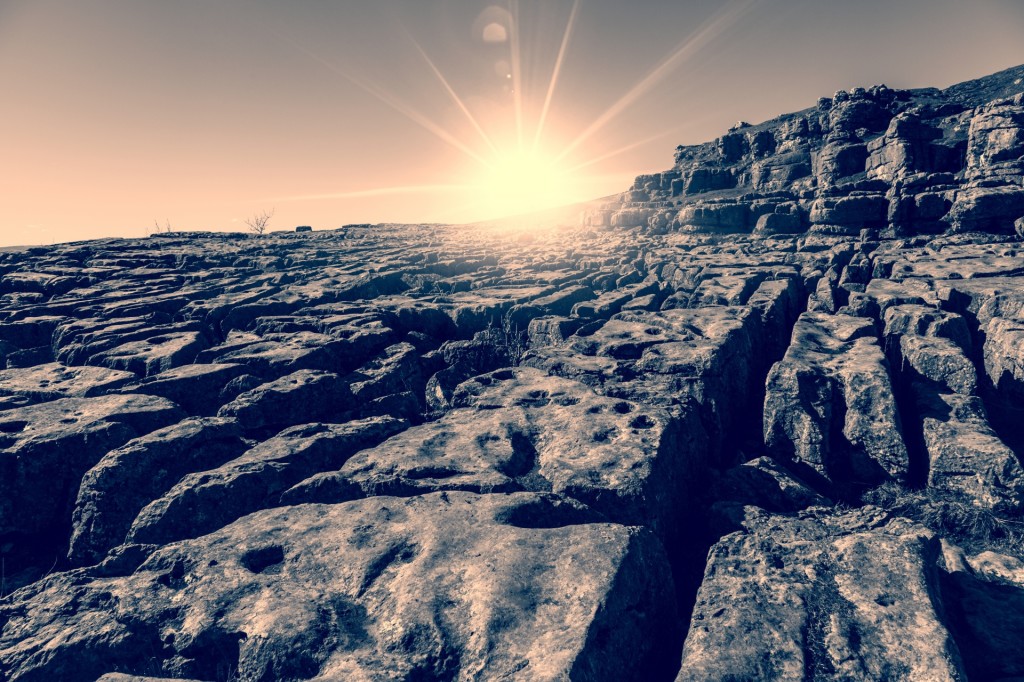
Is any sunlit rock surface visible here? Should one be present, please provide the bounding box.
[2,63,1024,681]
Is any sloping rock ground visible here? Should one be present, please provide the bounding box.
[1,65,1024,680]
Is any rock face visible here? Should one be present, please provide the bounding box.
[590,64,1024,240]
[2,63,1024,681]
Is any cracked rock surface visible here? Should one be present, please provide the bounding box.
[3,64,1024,681]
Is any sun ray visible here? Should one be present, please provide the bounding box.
[403,28,501,156]
[554,0,757,163]
[565,128,682,174]
[564,114,723,174]
[276,184,471,202]
[532,0,583,153]
[507,0,525,150]
[278,34,493,168]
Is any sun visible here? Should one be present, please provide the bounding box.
[474,148,579,219]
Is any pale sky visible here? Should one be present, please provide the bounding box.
[2,0,1023,246]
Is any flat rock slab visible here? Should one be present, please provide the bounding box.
[91,330,210,377]
[0,492,679,682]
[0,363,135,406]
[286,367,705,543]
[124,417,406,547]
[68,416,249,566]
[197,330,387,378]
[124,362,249,415]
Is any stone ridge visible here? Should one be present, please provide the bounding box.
[589,63,1024,240]
[1,65,1024,682]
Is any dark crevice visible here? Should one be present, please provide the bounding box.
[940,299,1024,465]
[669,284,808,676]
[886,361,932,490]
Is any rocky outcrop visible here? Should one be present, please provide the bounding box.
[589,64,1024,241]
[764,312,908,493]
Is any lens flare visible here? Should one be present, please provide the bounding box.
[277,0,757,227]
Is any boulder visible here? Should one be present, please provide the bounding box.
[816,140,868,184]
[754,212,802,235]
[677,203,750,233]
[944,186,1024,234]
[966,103,1024,169]
[809,195,889,230]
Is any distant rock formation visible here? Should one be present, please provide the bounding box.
[589,63,1024,239]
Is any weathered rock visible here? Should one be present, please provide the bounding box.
[916,390,1024,511]
[4,64,1024,682]
[754,211,802,235]
[0,363,135,407]
[197,329,392,378]
[589,64,1023,240]
[945,186,1024,234]
[216,369,353,431]
[68,417,249,566]
[90,330,210,377]
[966,103,1024,170]
[124,362,249,415]
[526,315,585,348]
[679,507,964,681]
[96,671,204,675]
[0,395,184,543]
[940,542,1024,681]
[286,367,705,546]
[125,417,405,547]
[712,456,831,518]
[809,194,889,230]
[677,202,750,233]
[764,312,908,492]
[1,492,679,682]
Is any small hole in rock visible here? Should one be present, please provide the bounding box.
[0,421,29,433]
[630,415,655,429]
[240,545,285,574]
[613,402,633,414]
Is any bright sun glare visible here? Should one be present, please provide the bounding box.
[285,0,754,227]
[475,149,576,218]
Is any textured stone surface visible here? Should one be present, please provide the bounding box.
[68,417,248,566]
[679,508,965,682]
[590,64,1024,239]
[764,312,908,492]
[2,63,1024,681]
[0,493,679,682]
